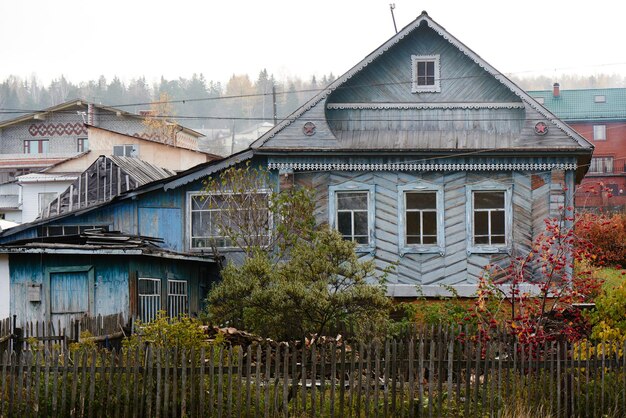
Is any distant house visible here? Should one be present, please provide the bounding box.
[0,10,593,322]
[528,85,626,210]
[0,99,209,222]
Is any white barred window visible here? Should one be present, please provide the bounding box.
[189,192,270,249]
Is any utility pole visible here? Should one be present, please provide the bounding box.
[272,85,278,126]
[389,4,398,34]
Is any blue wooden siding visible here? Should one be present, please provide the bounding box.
[138,207,182,251]
[292,164,570,296]
[9,253,215,324]
[49,271,88,314]
[327,27,520,104]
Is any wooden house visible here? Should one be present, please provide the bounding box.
[0,11,594,324]
[247,11,593,297]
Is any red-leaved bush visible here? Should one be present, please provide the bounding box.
[461,211,604,353]
[576,212,626,268]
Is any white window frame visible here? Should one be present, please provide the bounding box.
[187,190,272,251]
[329,182,376,253]
[593,125,606,141]
[167,279,188,318]
[589,156,614,174]
[466,182,512,255]
[594,95,606,103]
[411,54,441,93]
[138,277,161,323]
[397,182,445,255]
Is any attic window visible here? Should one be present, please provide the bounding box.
[594,95,606,103]
[411,55,441,93]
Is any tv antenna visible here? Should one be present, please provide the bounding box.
[389,4,398,34]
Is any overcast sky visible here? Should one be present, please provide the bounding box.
[1,0,625,86]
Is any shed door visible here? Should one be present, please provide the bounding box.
[50,271,89,330]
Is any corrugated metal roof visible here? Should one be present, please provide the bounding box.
[107,156,177,185]
[528,88,626,121]
[18,173,79,182]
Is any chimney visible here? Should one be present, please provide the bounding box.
[553,82,560,98]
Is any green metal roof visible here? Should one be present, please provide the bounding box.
[527,87,626,121]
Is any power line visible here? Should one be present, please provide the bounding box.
[1,65,625,113]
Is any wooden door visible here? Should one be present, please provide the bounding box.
[49,271,89,332]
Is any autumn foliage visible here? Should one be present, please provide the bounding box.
[460,212,604,350]
[576,212,626,268]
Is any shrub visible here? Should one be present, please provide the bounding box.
[576,212,626,268]
[124,311,209,352]
[207,228,391,341]
[590,282,626,343]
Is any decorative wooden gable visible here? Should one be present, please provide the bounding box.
[253,12,592,159]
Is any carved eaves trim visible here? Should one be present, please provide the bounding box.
[268,162,577,172]
[326,102,525,110]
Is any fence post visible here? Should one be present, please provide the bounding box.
[12,317,23,361]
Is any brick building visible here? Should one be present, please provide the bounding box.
[529,85,626,210]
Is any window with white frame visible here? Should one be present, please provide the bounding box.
[593,125,606,141]
[411,54,441,93]
[398,183,445,254]
[329,183,375,249]
[589,156,614,174]
[167,280,188,318]
[336,192,369,243]
[138,278,161,323]
[594,95,606,103]
[189,191,270,249]
[466,183,512,253]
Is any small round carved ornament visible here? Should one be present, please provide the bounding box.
[534,122,548,136]
[303,121,316,136]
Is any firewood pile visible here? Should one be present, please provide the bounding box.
[201,325,351,363]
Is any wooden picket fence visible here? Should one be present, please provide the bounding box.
[0,318,10,354]
[1,332,626,417]
[7,313,127,353]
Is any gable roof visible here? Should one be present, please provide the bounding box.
[0,98,205,138]
[84,125,221,158]
[528,88,626,121]
[251,11,593,152]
